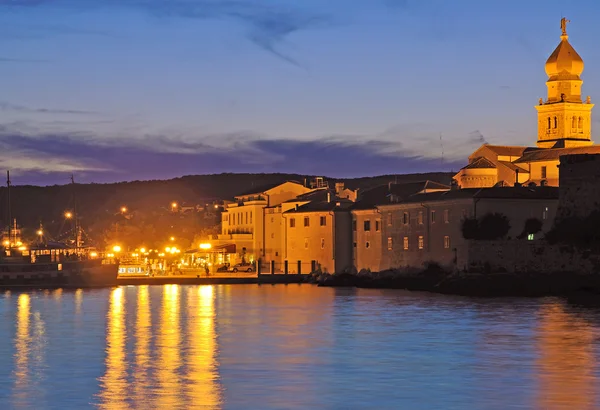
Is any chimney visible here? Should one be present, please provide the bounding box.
[335,182,345,196]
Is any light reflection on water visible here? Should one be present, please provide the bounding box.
[0,286,599,409]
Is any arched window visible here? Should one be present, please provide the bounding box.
[547,117,551,130]
[579,116,583,128]
[554,116,558,129]
[572,116,577,128]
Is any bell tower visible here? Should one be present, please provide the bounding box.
[535,18,594,149]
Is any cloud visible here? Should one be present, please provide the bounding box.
[0,127,463,185]
[0,0,332,68]
[0,101,98,115]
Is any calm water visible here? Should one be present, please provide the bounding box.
[0,285,599,409]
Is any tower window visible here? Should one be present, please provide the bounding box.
[547,117,551,130]
[579,116,583,129]
[572,116,577,128]
[554,116,558,129]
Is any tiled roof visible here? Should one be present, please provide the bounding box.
[235,180,304,197]
[351,180,451,210]
[377,186,559,207]
[483,145,537,157]
[513,146,600,163]
[284,199,353,214]
[497,161,529,173]
[461,157,497,170]
[284,188,329,203]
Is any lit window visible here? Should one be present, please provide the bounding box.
[431,210,436,224]
[387,237,393,250]
[527,233,535,241]
[443,209,450,223]
[418,211,423,225]
[418,235,424,249]
[403,237,409,250]
[320,216,327,226]
[304,216,310,227]
[364,220,371,231]
[289,218,296,228]
[444,236,450,249]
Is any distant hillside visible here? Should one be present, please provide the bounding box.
[0,172,453,247]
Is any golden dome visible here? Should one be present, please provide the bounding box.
[545,19,584,80]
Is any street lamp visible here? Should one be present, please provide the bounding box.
[170,236,175,242]
[64,211,73,219]
[37,229,43,236]
[171,202,178,211]
[112,245,122,253]
[120,206,128,214]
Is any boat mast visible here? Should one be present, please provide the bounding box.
[71,174,81,249]
[6,171,10,247]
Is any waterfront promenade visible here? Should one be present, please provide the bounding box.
[117,272,310,285]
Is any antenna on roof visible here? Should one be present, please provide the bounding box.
[440,133,445,168]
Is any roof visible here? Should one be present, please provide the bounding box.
[284,188,329,203]
[483,145,533,157]
[514,146,600,163]
[377,186,559,207]
[351,180,451,210]
[461,157,497,170]
[283,199,353,214]
[234,180,304,197]
[497,161,529,173]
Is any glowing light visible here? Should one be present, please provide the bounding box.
[170,237,175,242]
[165,247,171,252]
[112,245,122,253]
[64,211,73,219]
[199,243,211,250]
[37,230,43,236]
[90,252,98,258]
[158,253,165,257]
[120,206,127,213]
[214,204,219,209]
[18,246,27,251]
[2,240,9,246]
[16,241,22,247]
[140,248,146,253]
[171,202,178,209]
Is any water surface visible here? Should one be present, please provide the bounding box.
[0,285,599,409]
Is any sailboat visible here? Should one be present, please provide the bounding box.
[0,171,119,288]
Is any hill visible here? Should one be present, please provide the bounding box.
[0,171,453,248]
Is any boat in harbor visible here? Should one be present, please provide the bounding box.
[0,172,118,289]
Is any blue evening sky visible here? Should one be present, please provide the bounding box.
[0,0,599,184]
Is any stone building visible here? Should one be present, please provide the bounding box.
[454,19,600,189]
[557,153,600,219]
[353,187,558,273]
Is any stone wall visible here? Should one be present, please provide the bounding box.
[558,154,600,219]
[464,240,600,274]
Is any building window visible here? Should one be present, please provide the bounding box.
[375,221,380,231]
[321,238,325,249]
[320,216,327,226]
[554,116,558,129]
[304,216,310,227]
[352,220,357,231]
[444,236,450,249]
[366,241,370,249]
[418,211,424,225]
[304,238,309,249]
[353,242,357,248]
[572,116,577,128]
[541,166,547,179]
[547,117,551,130]
[364,220,371,231]
[289,218,296,228]
[245,212,248,224]
[543,206,549,220]
[271,233,274,239]
[250,212,252,224]
[271,217,274,223]
[403,237,409,250]
[418,235,424,249]
[387,213,392,226]
[443,209,450,223]
[403,212,409,225]
[579,116,583,129]
[430,210,436,224]
[387,237,393,250]
[527,233,535,241]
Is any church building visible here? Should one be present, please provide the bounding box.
[454,18,600,188]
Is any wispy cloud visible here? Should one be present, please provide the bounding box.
[0,101,98,115]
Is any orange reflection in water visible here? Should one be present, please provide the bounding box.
[186,285,222,408]
[536,302,598,410]
[133,285,151,404]
[12,294,31,404]
[98,287,130,409]
[156,284,182,408]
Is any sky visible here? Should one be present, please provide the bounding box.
[1,0,600,185]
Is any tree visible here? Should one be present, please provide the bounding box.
[461,217,479,239]
[518,218,543,239]
[461,213,510,240]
